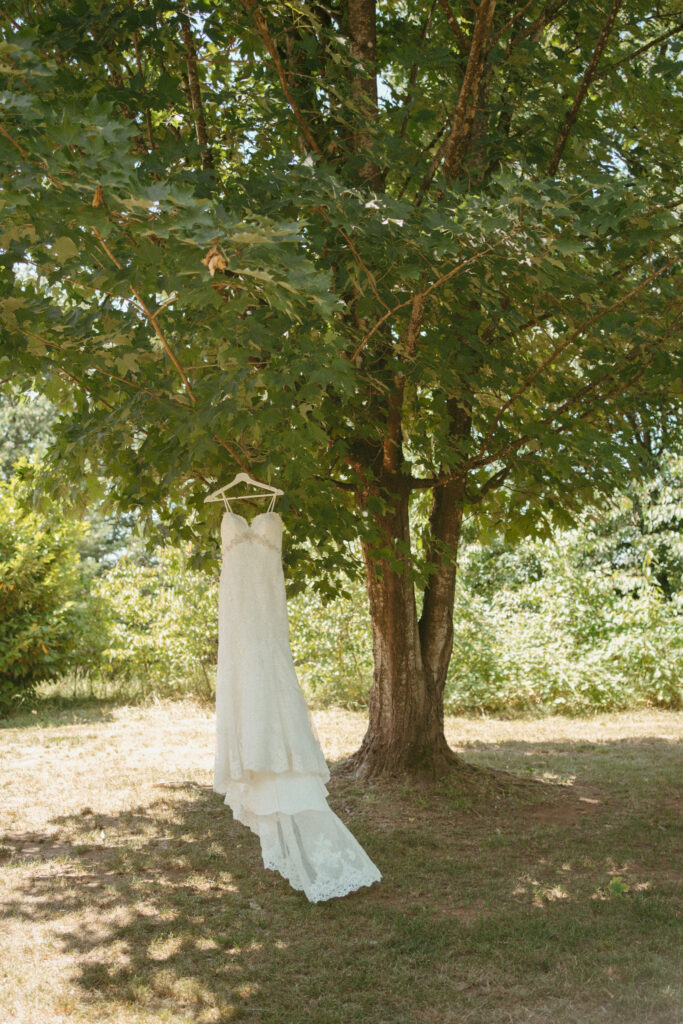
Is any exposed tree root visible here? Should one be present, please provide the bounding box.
[333,737,543,795]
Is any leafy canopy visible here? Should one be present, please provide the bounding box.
[0,1,680,586]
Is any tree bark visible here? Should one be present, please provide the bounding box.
[547,0,624,175]
[180,15,213,170]
[347,0,384,190]
[419,472,467,717]
[339,472,465,778]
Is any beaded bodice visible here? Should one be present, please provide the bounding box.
[220,510,282,557]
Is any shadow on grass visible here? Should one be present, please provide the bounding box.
[1,735,681,1023]
[0,699,119,731]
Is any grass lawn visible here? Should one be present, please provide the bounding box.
[1,700,681,1024]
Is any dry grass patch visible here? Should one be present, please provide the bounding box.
[1,701,681,1024]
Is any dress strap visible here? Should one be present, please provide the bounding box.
[220,492,277,514]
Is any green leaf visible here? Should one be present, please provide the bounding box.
[53,236,80,263]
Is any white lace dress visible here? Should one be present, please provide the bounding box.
[213,509,382,902]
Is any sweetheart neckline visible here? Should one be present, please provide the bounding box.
[222,510,281,529]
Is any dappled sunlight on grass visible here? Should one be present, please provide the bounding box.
[1,704,681,1023]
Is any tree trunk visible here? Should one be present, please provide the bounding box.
[339,476,465,778]
[347,0,384,190]
[418,473,467,736]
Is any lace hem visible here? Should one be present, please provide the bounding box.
[256,808,382,902]
[262,853,382,903]
[220,795,382,903]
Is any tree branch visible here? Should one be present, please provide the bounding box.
[594,20,683,79]
[468,304,682,477]
[311,203,390,310]
[473,258,676,464]
[180,14,213,169]
[350,237,506,362]
[47,362,115,413]
[239,0,322,156]
[313,474,357,492]
[558,307,681,417]
[382,293,427,475]
[547,0,625,175]
[416,0,497,201]
[396,119,450,199]
[0,123,34,162]
[92,367,192,410]
[400,0,439,139]
[153,293,179,319]
[0,6,22,30]
[472,341,677,473]
[0,122,66,193]
[383,384,404,473]
[22,256,148,319]
[476,464,511,496]
[338,226,391,311]
[20,323,192,417]
[213,435,252,474]
[402,293,426,359]
[348,0,383,189]
[437,0,469,51]
[91,225,196,404]
[505,0,568,56]
[486,0,537,53]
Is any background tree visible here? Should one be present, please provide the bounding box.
[577,409,683,600]
[0,2,681,775]
[0,388,55,479]
[0,386,143,568]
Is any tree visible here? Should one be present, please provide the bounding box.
[0,387,55,478]
[0,385,142,569]
[0,2,681,775]
[577,444,683,601]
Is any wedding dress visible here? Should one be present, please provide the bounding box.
[213,508,382,902]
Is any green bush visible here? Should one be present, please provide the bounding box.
[90,550,373,707]
[289,580,373,708]
[0,474,105,714]
[92,546,219,695]
[447,531,682,715]
[65,523,683,716]
[16,461,678,719]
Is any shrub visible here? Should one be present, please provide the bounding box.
[23,482,680,718]
[93,546,219,694]
[446,531,683,715]
[289,580,373,708]
[0,474,105,714]
[91,550,373,707]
